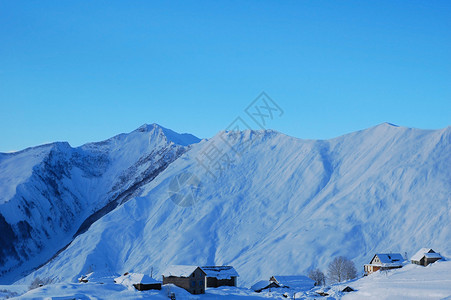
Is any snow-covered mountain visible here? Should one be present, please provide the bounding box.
[1,123,450,288]
[0,124,200,284]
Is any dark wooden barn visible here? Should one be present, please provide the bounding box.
[201,266,239,288]
[411,248,442,266]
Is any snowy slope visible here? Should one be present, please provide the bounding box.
[341,260,451,300]
[0,124,200,283]
[15,123,450,287]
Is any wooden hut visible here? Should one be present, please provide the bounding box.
[411,248,442,266]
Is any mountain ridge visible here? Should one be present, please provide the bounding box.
[0,124,200,284]
[6,122,448,287]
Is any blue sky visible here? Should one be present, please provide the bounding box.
[1,1,450,152]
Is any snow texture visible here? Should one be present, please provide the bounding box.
[251,280,275,292]
[202,266,239,279]
[271,275,315,290]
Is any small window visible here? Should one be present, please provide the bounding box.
[199,281,203,287]
[190,281,195,288]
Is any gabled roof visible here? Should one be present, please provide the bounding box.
[377,253,404,264]
[370,253,404,266]
[270,275,315,290]
[201,266,239,279]
[162,265,205,277]
[411,248,441,261]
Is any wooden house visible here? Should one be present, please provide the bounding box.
[162,265,206,294]
[411,248,442,266]
[201,266,239,287]
[364,253,404,275]
[269,275,315,291]
[251,280,280,293]
[114,273,162,291]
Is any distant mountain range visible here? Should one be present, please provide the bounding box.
[0,123,449,287]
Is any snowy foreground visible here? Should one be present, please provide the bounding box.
[2,260,450,300]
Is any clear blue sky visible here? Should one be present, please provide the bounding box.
[1,1,450,152]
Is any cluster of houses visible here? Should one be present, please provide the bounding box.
[364,248,443,276]
[109,265,239,295]
[77,248,444,296]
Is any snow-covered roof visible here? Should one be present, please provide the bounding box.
[201,266,239,279]
[411,248,442,261]
[424,252,442,259]
[251,280,278,291]
[371,253,404,266]
[162,265,202,278]
[270,275,315,290]
[114,273,160,286]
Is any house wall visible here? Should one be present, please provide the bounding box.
[424,257,441,266]
[163,276,190,291]
[364,265,381,275]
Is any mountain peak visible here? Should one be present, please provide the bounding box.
[135,123,161,132]
[381,122,400,127]
[135,123,201,146]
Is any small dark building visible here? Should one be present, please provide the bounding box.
[411,248,443,266]
[162,265,206,295]
[114,273,162,291]
[202,266,239,287]
[251,280,280,293]
[133,279,162,291]
[342,286,355,292]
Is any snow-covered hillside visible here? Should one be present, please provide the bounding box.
[0,124,200,283]
[9,123,450,288]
